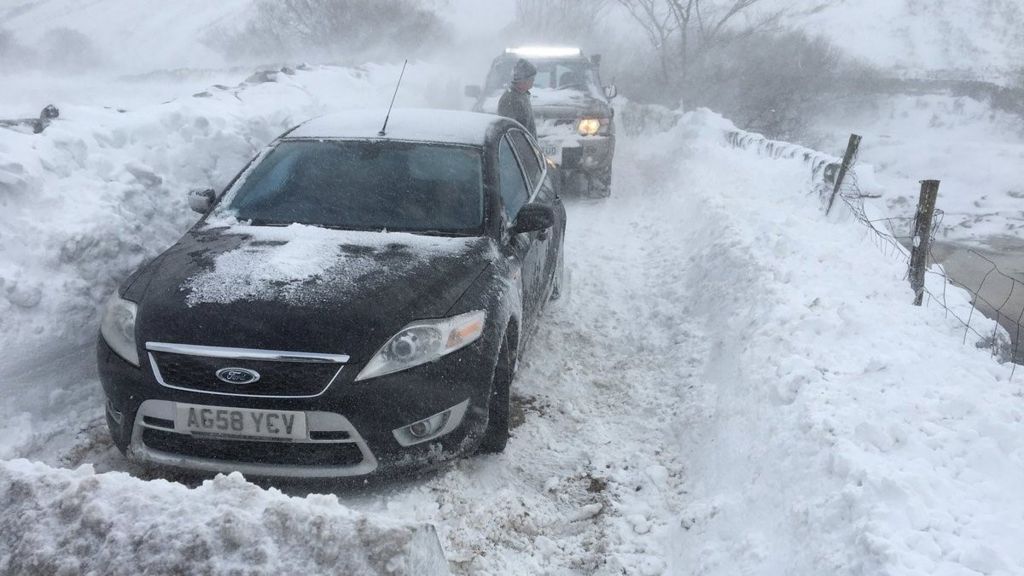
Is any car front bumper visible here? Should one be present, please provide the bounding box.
[559,135,614,173]
[538,132,615,174]
[97,336,498,479]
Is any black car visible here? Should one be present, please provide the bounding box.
[97,109,567,479]
[465,46,617,198]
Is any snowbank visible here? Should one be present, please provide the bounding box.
[0,460,449,575]
[0,64,438,371]
[0,65,458,575]
[777,0,1024,82]
[662,110,1022,575]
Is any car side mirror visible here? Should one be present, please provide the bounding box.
[512,203,555,235]
[188,188,216,214]
[464,85,482,99]
[603,84,618,100]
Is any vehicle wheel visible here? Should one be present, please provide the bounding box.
[478,337,514,454]
[588,169,612,198]
[569,170,589,196]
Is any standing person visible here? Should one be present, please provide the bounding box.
[498,58,537,137]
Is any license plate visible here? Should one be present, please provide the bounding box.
[175,403,307,440]
[541,142,561,164]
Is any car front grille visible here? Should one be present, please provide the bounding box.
[149,351,343,398]
[142,428,364,467]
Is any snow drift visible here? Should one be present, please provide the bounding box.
[0,64,439,371]
[659,110,1022,575]
[0,460,449,575]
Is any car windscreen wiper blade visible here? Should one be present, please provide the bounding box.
[246,218,290,227]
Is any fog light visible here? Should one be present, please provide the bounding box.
[409,419,435,438]
[393,399,470,447]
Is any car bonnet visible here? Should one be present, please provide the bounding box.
[128,224,496,361]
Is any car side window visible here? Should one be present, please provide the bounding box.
[538,175,556,203]
[498,136,530,222]
[508,131,543,192]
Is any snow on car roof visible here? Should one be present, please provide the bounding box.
[287,108,501,146]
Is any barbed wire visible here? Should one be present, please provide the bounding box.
[725,128,1023,375]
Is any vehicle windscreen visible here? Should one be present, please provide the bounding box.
[486,59,596,92]
[219,140,485,234]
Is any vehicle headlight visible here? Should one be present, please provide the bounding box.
[100,292,139,366]
[355,310,486,381]
[577,118,603,136]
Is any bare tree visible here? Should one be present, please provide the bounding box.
[512,0,611,44]
[616,0,777,83]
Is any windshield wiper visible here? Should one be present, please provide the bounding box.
[246,218,290,227]
[406,229,472,237]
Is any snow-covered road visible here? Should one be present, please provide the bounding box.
[331,136,712,574]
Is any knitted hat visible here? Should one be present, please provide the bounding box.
[512,58,537,82]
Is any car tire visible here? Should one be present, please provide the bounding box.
[589,168,612,198]
[478,336,514,454]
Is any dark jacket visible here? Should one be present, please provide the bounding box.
[497,88,536,137]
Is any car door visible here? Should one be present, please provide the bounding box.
[497,132,538,324]
[516,132,566,296]
[507,129,565,307]
[507,129,560,325]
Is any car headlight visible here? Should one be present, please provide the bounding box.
[100,292,139,366]
[355,310,486,381]
[577,118,603,136]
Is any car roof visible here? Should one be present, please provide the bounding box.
[285,108,503,146]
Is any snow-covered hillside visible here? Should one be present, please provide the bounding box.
[778,0,1024,82]
[814,93,1024,244]
[1,0,253,71]
[0,0,513,76]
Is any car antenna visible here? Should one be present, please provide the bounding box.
[379,59,408,137]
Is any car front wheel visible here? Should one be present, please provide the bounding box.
[477,336,514,453]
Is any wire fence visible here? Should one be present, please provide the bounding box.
[724,128,1023,373]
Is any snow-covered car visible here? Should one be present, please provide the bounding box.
[96,109,567,479]
[466,46,618,198]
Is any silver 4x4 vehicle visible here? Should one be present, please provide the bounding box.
[466,47,618,198]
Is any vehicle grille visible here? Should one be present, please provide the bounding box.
[142,428,364,467]
[151,351,341,397]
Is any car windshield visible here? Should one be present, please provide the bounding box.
[218,140,485,234]
[486,59,596,92]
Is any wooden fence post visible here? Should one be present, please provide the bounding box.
[910,180,941,306]
[826,134,862,215]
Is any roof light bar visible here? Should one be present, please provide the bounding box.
[505,46,583,58]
